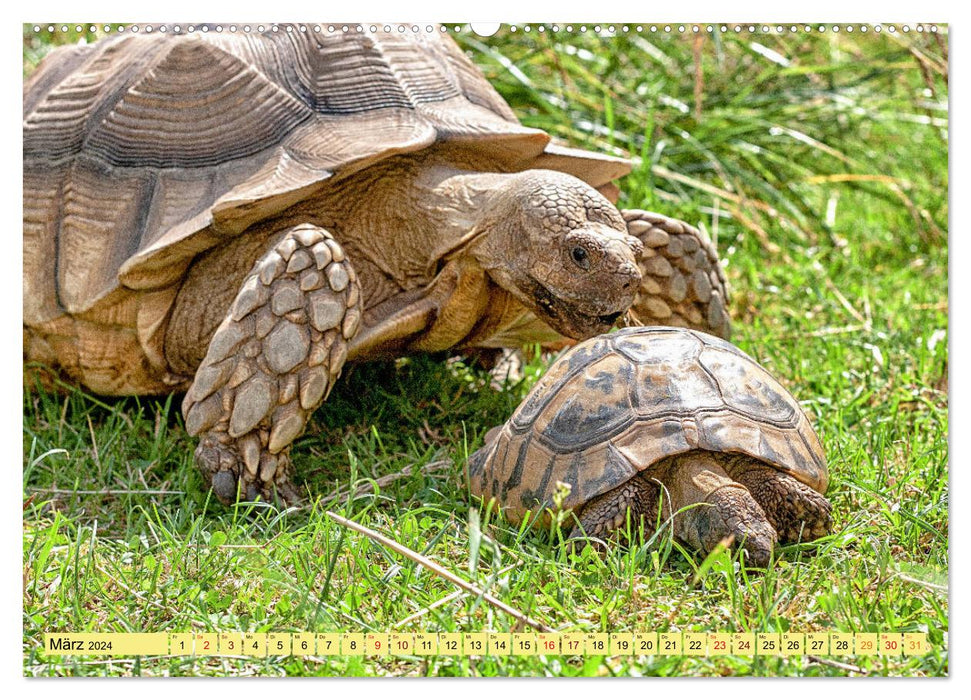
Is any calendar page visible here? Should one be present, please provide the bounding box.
[22,19,948,678]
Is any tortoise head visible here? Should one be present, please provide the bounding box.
[472,170,643,339]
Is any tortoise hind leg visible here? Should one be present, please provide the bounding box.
[621,209,731,338]
[181,224,361,504]
[722,456,832,543]
[568,474,662,543]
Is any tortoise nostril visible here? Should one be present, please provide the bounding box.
[620,264,640,292]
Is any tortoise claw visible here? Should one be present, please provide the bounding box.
[211,470,239,505]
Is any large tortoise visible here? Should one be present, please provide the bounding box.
[23,27,730,505]
[468,327,832,565]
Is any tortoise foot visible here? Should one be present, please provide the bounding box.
[727,458,832,543]
[181,224,360,505]
[685,481,778,568]
[622,209,731,339]
[569,474,661,544]
[196,433,303,506]
[662,453,778,567]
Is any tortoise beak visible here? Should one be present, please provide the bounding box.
[525,273,635,340]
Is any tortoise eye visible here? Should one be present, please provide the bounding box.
[571,246,590,270]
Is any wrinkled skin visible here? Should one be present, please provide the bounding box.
[569,452,832,567]
[171,160,660,503]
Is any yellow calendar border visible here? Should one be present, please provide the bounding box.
[41,631,933,658]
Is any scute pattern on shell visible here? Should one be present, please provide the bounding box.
[468,327,827,525]
[23,29,555,324]
[23,29,635,396]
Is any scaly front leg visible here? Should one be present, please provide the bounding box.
[182,224,361,505]
[622,209,731,339]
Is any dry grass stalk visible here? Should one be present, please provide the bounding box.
[326,510,552,633]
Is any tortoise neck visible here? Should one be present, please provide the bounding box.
[417,165,517,259]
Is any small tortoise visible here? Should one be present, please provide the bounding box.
[468,327,832,566]
[23,29,730,505]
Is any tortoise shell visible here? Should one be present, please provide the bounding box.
[468,326,827,525]
[23,29,628,392]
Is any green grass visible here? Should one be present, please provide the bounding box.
[22,24,948,676]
